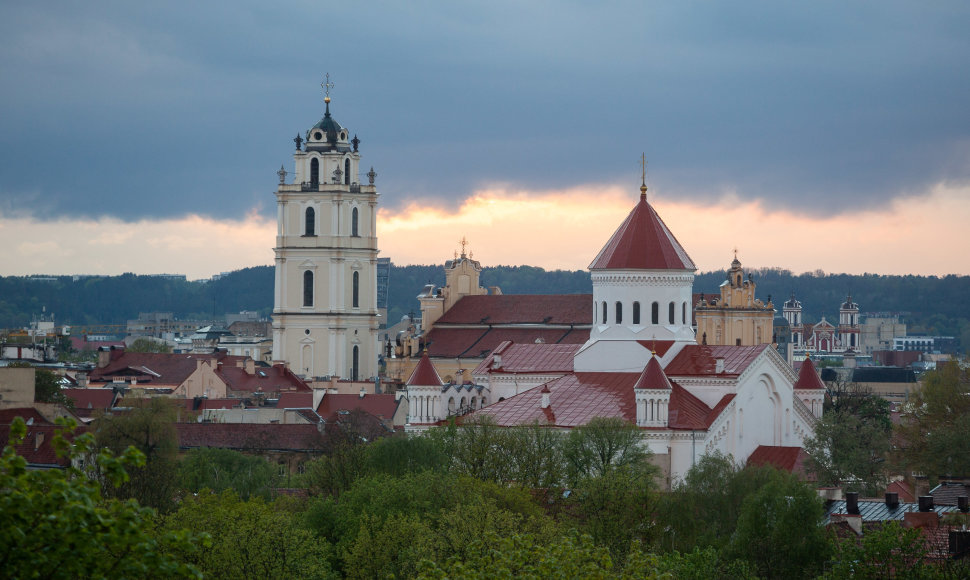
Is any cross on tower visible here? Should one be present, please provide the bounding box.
[459,236,469,258]
[321,73,334,102]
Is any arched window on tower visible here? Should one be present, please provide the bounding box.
[344,159,351,185]
[352,346,359,381]
[615,302,623,324]
[353,271,360,308]
[310,158,319,186]
[633,302,641,325]
[682,301,687,324]
[304,207,315,236]
[669,302,675,324]
[602,302,607,324]
[352,207,359,237]
[651,302,659,324]
[303,271,313,307]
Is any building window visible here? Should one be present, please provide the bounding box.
[310,158,319,185]
[633,302,640,325]
[651,302,659,324]
[669,302,675,324]
[303,270,313,307]
[615,302,622,324]
[352,271,360,308]
[682,302,687,324]
[304,207,315,236]
[344,159,351,185]
[352,207,359,237]
[602,301,607,324]
[352,345,359,381]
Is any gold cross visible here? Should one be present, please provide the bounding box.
[459,236,468,257]
[321,73,334,99]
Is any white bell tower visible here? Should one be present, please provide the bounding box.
[272,76,380,381]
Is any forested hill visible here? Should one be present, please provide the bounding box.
[1,266,969,341]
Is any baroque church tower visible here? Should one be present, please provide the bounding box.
[272,78,379,381]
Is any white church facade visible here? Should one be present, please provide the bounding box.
[272,83,380,382]
[405,179,823,484]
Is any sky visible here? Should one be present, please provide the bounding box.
[1,1,969,279]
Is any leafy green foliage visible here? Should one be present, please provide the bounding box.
[805,383,892,495]
[93,397,180,512]
[157,490,335,580]
[822,521,934,580]
[177,447,278,499]
[0,417,203,579]
[726,469,830,579]
[895,364,970,481]
[564,417,656,485]
[127,337,173,353]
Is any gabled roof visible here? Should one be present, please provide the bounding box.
[317,393,402,425]
[407,351,444,387]
[794,357,826,390]
[664,344,768,377]
[176,423,327,452]
[0,407,51,425]
[474,341,579,375]
[276,392,314,409]
[62,388,118,411]
[89,351,238,386]
[426,327,589,359]
[474,372,639,427]
[589,192,695,271]
[747,445,811,477]
[215,363,311,394]
[666,384,730,430]
[633,355,672,390]
[435,294,593,325]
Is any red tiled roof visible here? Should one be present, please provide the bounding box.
[316,393,402,425]
[216,363,311,394]
[747,445,809,474]
[435,295,592,325]
[426,327,589,359]
[407,351,444,386]
[589,192,695,271]
[176,423,326,452]
[62,388,117,411]
[667,383,715,429]
[475,372,639,427]
[0,418,84,468]
[633,355,672,390]
[89,351,239,386]
[664,344,768,377]
[794,357,826,390]
[474,342,579,375]
[0,408,50,425]
[277,392,314,409]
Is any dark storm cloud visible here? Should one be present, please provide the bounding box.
[1,1,967,221]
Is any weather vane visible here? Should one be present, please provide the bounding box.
[321,73,334,103]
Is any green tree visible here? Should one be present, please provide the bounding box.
[157,490,334,580]
[564,417,654,484]
[507,420,567,488]
[895,363,970,482]
[0,417,202,579]
[822,521,935,580]
[127,337,173,353]
[804,386,892,496]
[726,469,830,579]
[93,396,180,512]
[450,414,518,482]
[178,447,278,499]
[656,547,755,580]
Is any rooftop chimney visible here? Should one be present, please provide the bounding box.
[846,492,860,515]
[918,495,934,512]
[885,492,899,509]
[715,357,725,373]
[359,387,366,398]
[540,385,551,409]
[492,354,502,369]
[958,495,969,513]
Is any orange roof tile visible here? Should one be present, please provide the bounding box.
[426,327,589,359]
[435,294,593,325]
[316,393,402,425]
[747,445,810,475]
[633,355,672,390]
[589,192,695,271]
[473,342,579,375]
